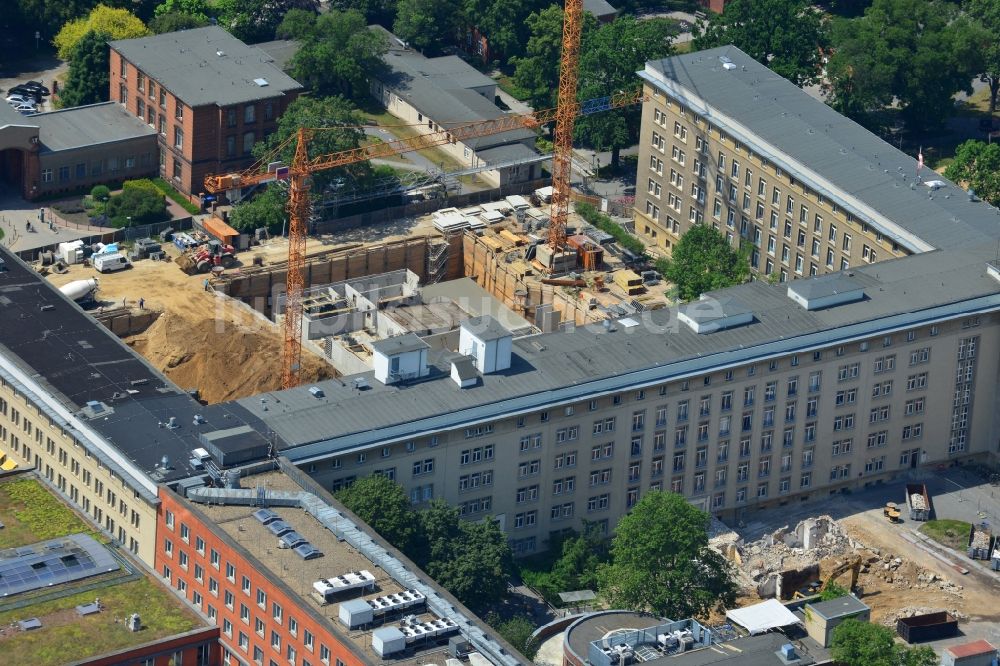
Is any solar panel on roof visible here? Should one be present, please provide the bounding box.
[253,509,279,525]
[267,520,293,537]
[0,534,118,598]
[294,543,322,560]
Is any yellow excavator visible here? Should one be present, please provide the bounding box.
[793,556,863,599]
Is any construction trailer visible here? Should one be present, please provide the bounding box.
[904,483,931,521]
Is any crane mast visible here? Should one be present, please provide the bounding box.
[282,128,311,389]
[549,0,584,252]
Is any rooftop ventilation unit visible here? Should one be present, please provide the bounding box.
[254,78,269,87]
[216,50,225,57]
[678,295,753,334]
[308,386,325,399]
[787,274,865,311]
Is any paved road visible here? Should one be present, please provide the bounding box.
[1,52,68,114]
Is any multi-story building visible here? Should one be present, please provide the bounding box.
[634,46,920,281]
[108,26,302,200]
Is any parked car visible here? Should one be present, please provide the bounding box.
[14,81,49,96]
[12,103,37,115]
[6,94,33,105]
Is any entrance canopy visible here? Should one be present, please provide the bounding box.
[726,599,801,635]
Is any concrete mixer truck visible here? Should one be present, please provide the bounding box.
[58,278,99,303]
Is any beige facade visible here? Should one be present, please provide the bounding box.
[633,83,909,280]
[303,314,996,555]
[0,376,159,566]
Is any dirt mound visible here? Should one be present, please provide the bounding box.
[127,312,333,404]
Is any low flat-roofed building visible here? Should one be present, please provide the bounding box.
[0,102,157,200]
[803,595,870,647]
[943,640,998,666]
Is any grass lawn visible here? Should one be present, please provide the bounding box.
[152,178,201,215]
[0,478,102,549]
[0,577,201,666]
[357,103,466,172]
[494,74,531,102]
[919,519,972,551]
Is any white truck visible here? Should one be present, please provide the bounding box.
[93,252,130,273]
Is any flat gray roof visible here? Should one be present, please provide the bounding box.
[787,274,864,300]
[254,38,300,71]
[32,102,156,154]
[371,333,429,355]
[109,26,302,107]
[641,46,1000,253]
[237,246,1000,458]
[680,295,753,323]
[461,315,511,341]
[584,0,619,18]
[806,595,869,620]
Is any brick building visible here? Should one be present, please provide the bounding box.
[108,27,302,201]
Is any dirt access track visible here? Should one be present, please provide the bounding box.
[45,248,333,404]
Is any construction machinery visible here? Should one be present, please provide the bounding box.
[176,239,237,275]
[819,556,862,594]
[204,0,627,387]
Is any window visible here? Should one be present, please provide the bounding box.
[243,131,255,155]
[172,158,182,181]
[244,104,256,123]
[909,348,930,366]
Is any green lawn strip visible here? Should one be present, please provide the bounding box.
[0,577,200,666]
[0,478,101,548]
[151,178,201,215]
[919,519,972,551]
[495,74,531,102]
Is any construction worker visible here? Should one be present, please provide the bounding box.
[203,278,210,292]
[138,297,145,309]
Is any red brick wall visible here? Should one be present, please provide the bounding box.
[109,48,300,199]
[155,488,366,666]
[77,627,220,666]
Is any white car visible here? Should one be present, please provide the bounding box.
[6,94,33,105]
[12,103,36,114]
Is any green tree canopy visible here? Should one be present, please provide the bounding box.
[965,0,1000,114]
[392,0,461,55]
[286,11,389,100]
[826,0,984,131]
[276,7,318,39]
[228,184,287,234]
[598,491,737,618]
[488,615,538,659]
[54,4,150,59]
[251,96,371,194]
[461,0,548,62]
[59,30,111,108]
[214,0,318,43]
[335,474,417,553]
[512,6,597,110]
[830,619,937,666]
[152,0,209,20]
[149,11,209,33]
[944,140,1000,207]
[661,224,749,301]
[105,179,169,228]
[575,16,675,167]
[694,0,827,86]
[327,0,397,26]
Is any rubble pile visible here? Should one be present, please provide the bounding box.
[738,516,859,584]
[970,529,991,550]
[909,494,927,511]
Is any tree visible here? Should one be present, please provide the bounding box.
[105,179,169,227]
[149,11,209,33]
[152,0,209,20]
[59,30,111,108]
[575,16,674,167]
[423,513,515,611]
[598,491,736,618]
[54,4,150,60]
[287,11,389,100]
[488,615,538,659]
[966,0,1000,114]
[276,8,318,39]
[830,620,937,666]
[335,475,417,553]
[944,140,1000,207]
[393,0,461,55]
[214,0,319,43]
[661,224,749,301]
[461,0,548,62]
[251,96,371,194]
[693,0,827,87]
[512,5,577,110]
[327,0,397,26]
[826,0,984,131]
[229,184,287,234]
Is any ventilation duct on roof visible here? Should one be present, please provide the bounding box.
[787,274,865,310]
[678,295,753,334]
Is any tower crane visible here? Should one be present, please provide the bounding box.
[205,0,629,388]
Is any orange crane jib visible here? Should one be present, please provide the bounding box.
[203,6,643,388]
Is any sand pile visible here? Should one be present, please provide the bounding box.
[127,312,333,403]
